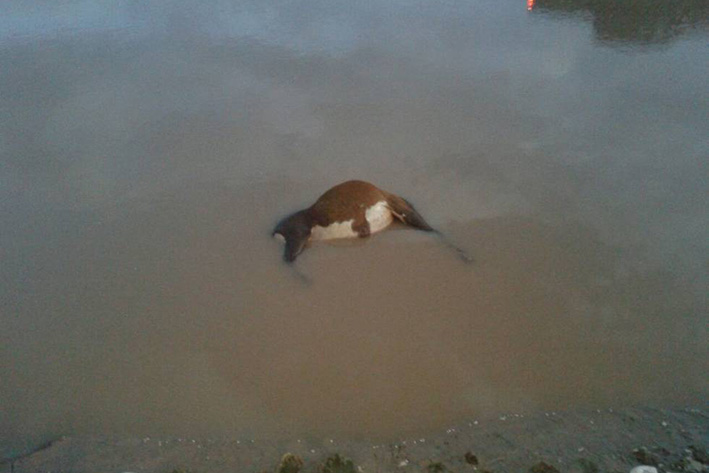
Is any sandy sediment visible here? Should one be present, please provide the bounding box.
[2,406,707,473]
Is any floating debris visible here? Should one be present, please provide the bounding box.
[464,451,479,465]
[632,448,659,466]
[278,453,304,473]
[426,462,448,473]
[321,453,357,473]
[529,461,560,473]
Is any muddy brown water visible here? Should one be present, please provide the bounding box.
[1,0,708,458]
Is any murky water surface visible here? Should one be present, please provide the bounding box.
[2,0,708,457]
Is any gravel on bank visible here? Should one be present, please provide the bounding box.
[2,406,708,473]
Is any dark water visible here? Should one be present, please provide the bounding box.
[1,0,708,458]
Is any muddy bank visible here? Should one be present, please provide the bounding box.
[3,406,707,473]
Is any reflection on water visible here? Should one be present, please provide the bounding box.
[1,0,708,459]
[530,0,709,46]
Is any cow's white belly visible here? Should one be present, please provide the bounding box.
[311,219,357,241]
[310,201,393,241]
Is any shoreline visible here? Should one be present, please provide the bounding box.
[3,405,708,473]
